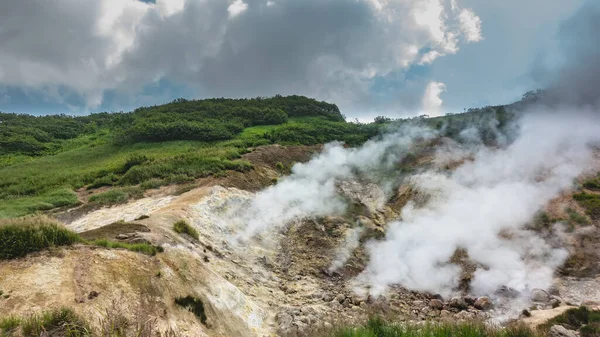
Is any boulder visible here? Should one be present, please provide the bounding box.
[429,299,444,310]
[549,325,577,337]
[448,297,468,310]
[474,296,492,310]
[530,289,550,302]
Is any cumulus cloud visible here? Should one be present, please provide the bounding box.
[0,0,482,113]
[228,0,248,18]
[457,8,483,42]
[422,81,447,115]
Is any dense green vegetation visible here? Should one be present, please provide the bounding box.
[173,220,199,240]
[319,316,538,337]
[0,94,517,219]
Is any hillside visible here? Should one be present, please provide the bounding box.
[0,95,510,219]
[1,95,599,337]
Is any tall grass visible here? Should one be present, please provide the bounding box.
[91,239,161,256]
[20,307,91,337]
[0,216,162,259]
[320,317,540,337]
[0,216,81,259]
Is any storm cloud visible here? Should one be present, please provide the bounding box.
[0,0,482,114]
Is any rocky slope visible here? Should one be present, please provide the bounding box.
[0,144,599,336]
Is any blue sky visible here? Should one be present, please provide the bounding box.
[0,0,586,119]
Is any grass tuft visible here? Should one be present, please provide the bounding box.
[20,307,91,337]
[0,216,81,259]
[173,220,199,240]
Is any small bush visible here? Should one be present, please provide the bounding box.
[175,296,207,324]
[173,220,199,240]
[91,239,159,256]
[0,217,81,259]
[21,307,91,337]
[88,173,118,189]
[88,189,128,205]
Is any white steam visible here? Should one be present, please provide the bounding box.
[229,104,600,299]
[328,226,365,274]
[357,107,600,297]
[231,125,437,240]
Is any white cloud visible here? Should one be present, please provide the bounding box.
[0,0,483,112]
[458,8,483,42]
[422,81,447,115]
[227,0,248,18]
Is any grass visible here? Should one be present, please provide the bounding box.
[20,307,91,337]
[0,216,81,259]
[539,307,600,337]
[88,187,143,205]
[0,216,161,260]
[174,296,207,324]
[91,239,161,256]
[0,132,249,218]
[173,220,199,240]
[0,188,80,219]
[0,316,21,336]
[319,317,539,337]
[573,192,600,220]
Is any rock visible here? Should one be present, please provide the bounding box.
[474,297,492,310]
[463,296,475,305]
[277,323,297,337]
[530,289,550,302]
[448,297,468,310]
[549,297,561,308]
[549,325,578,337]
[277,313,294,326]
[431,294,444,300]
[429,299,444,310]
[88,290,99,300]
[322,293,334,302]
[342,298,353,308]
[440,310,453,320]
[116,234,130,240]
[335,294,345,303]
[581,300,600,311]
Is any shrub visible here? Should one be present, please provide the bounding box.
[88,173,118,189]
[175,296,207,324]
[0,217,81,259]
[173,220,199,240]
[88,189,128,205]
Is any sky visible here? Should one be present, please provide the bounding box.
[0,0,587,119]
